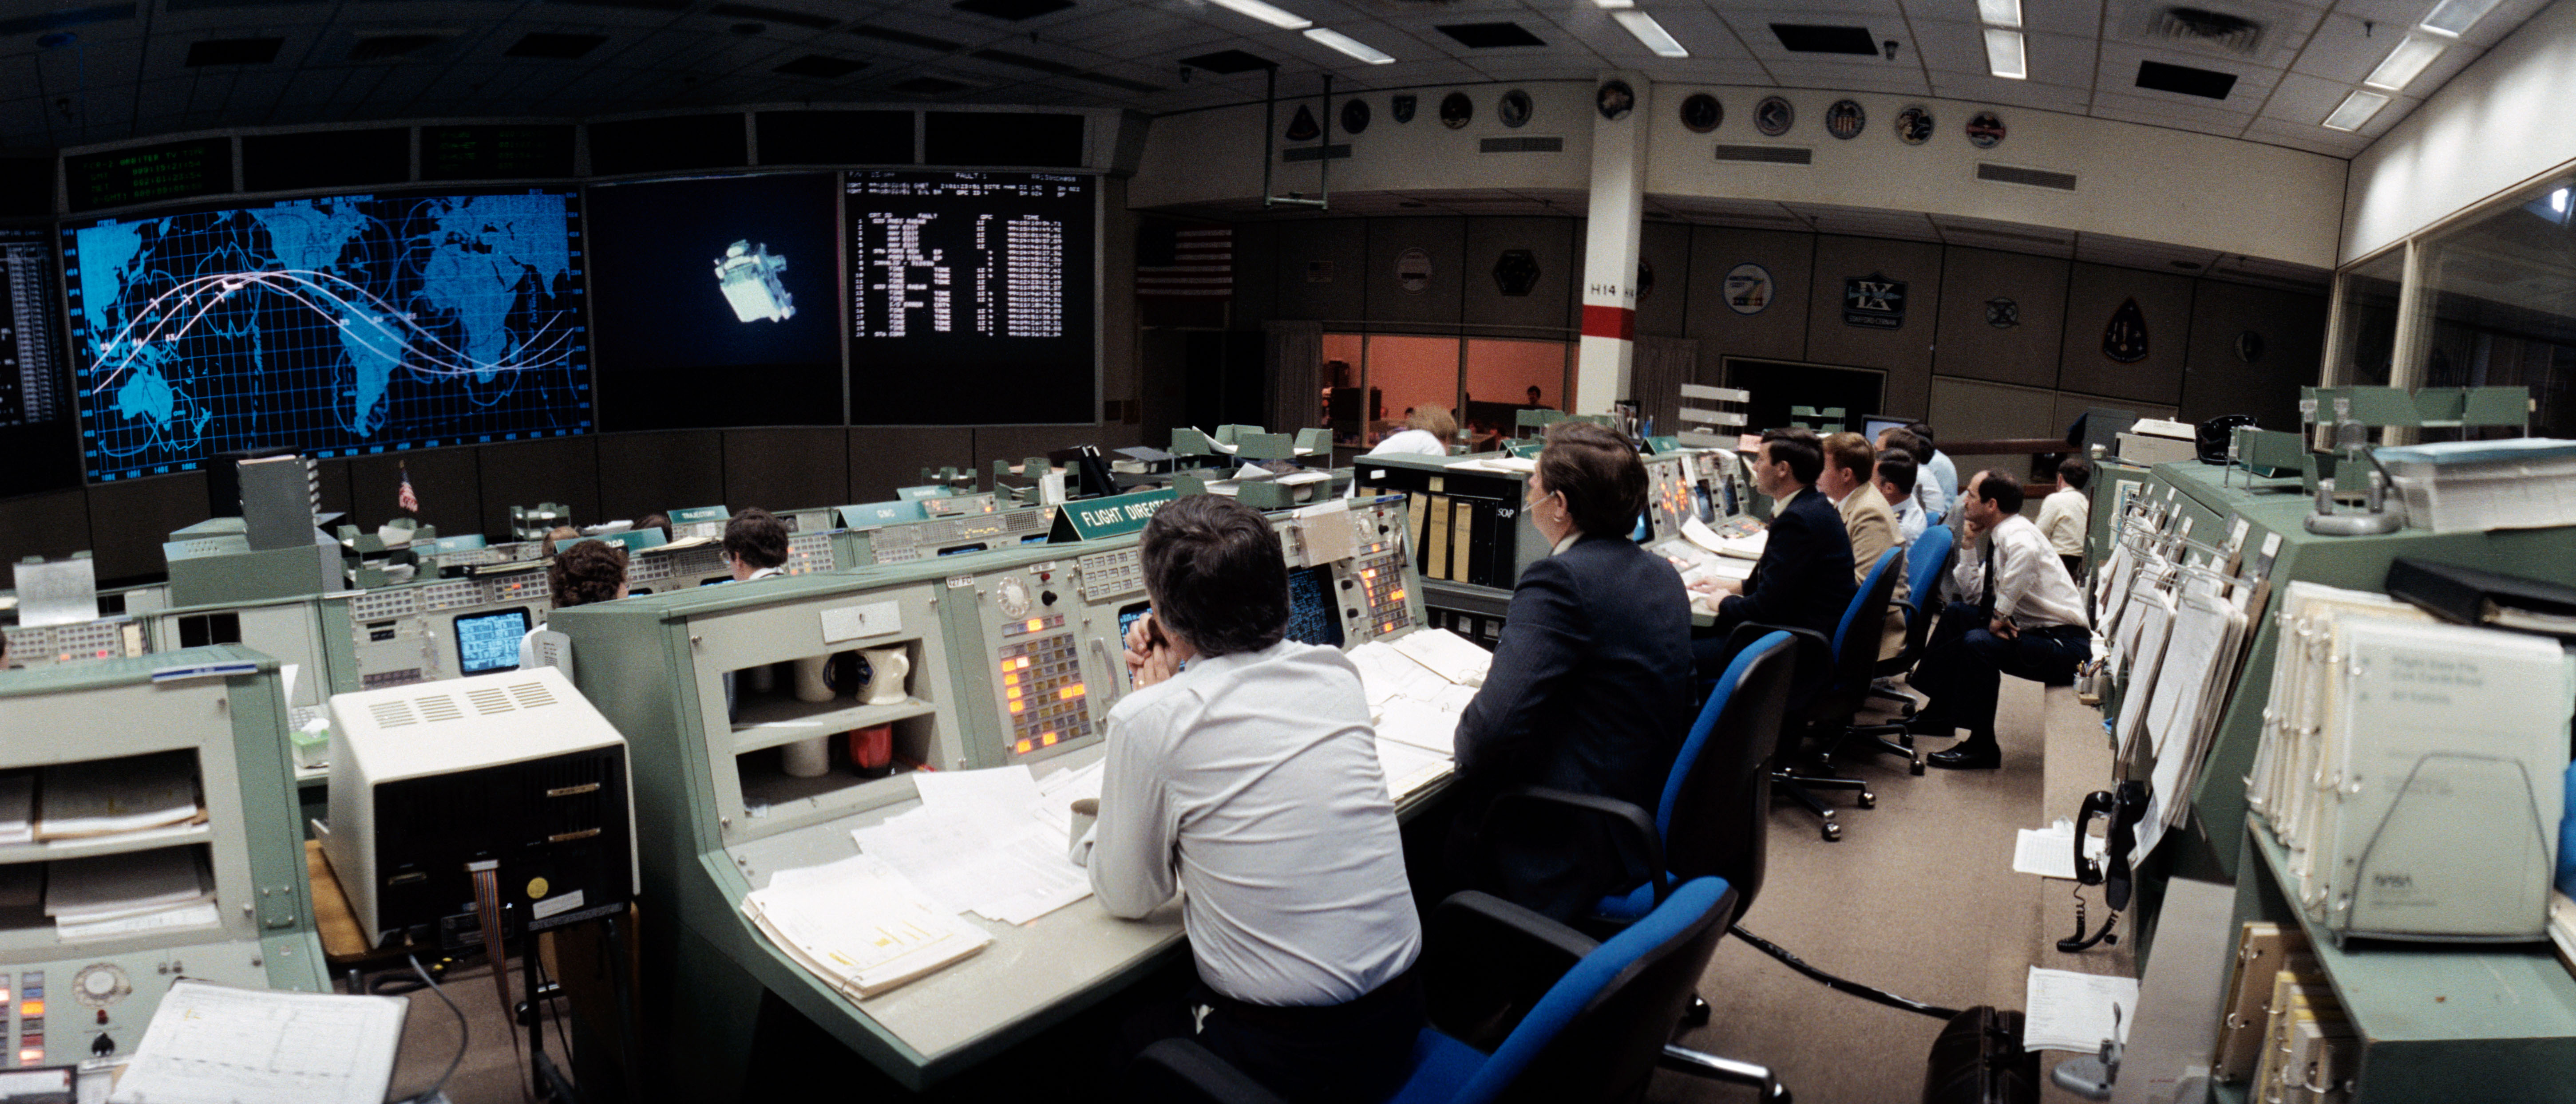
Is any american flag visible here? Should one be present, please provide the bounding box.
[397,465,418,514]
[1137,223,1232,298]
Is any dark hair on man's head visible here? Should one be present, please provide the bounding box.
[1139,495,1288,658]
[2058,455,2092,492]
[1874,449,1918,496]
[1537,421,1648,537]
[723,508,789,569]
[1973,470,2026,515]
[550,540,628,608]
[1905,422,1937,446]
[1821,432,1875,482]
[1758,427,1824,487]
[1877,427,1932,465]
[640,513,671,542]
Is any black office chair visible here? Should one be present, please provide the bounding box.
[1127,877,1738,1104]
[1868,524,1957,720]
[1732,546,1911,840]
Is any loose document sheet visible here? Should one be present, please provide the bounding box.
[107,980,405,1104]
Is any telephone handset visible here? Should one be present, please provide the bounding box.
[2061,781,2149,953]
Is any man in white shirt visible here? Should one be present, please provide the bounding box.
[1088,495,1423,1101]
[1367,404,1457,457]
[1911,471,2091,770]
[722,508,789,581]
[1910,422,1961,521]
[1876,449,1928,548]
[1877,426,1946,521]
[2036,456,2092,582]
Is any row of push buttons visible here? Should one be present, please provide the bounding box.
[1000,634,1091,755]
[13,971,40,1066]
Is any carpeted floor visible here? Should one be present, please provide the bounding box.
[1650,679,2137,1104]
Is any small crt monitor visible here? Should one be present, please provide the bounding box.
[1861,414,1910,443]
[454,608,532,675]
[1285,565,1345,649]
[1117,601,1152,687]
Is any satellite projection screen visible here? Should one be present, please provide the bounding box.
[844,170,1096,425]
[62,189,590,482]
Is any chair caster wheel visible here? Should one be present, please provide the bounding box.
[1683,995,1712,1026]
[1821,822,1842,842]
[1857,790,1876,809]
[1910,757,1926,776]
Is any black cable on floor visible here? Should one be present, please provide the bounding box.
[1730,923,1963,1021]
[406,953,470,1104]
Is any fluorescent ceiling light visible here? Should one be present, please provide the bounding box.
[2554,187,2569,214]
[1978,0,2022,29]
[1611,11,1688,57]
[2322,89,2389,131]
[2419,0,2505,37]
[1303,27,1394,64]
[1205,0,1310,30]
[1984,27,2026,79]
[2363,34,2445,91]
[1591,0,1636,8]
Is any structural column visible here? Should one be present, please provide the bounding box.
[1575,72,1650,419]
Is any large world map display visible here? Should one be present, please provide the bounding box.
[63,191,589,482]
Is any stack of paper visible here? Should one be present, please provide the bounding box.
[852,765,1093,926]
[106,979,407,1104]
[1682,516,1768,560]
[2136,580,2253,856]
[36,752,203,841]
[47,848,218,941]
[744,853,995,999]
[2022,968,2137,1053]
[0,773,33,847]
[1388,628,1492,687]
[1346,633,1489,799]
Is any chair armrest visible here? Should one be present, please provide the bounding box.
[1421,890,1598,1051]
[1729,622,1830,669]
[1127,1038,1289,1104]
[1480,786,1667,906]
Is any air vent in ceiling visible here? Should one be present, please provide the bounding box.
[2153,7,2262,56]
[186,37,283,66]
[2135,59,2238,99]
[1480,137,1564,153]
[775,54,867,79]
[1976,162,2078,191]
[952,0,1072,21]
[1438,22,1547,48]
[1179,49,1273,75]
[507,32,609,59]
[709,2,835,29]
[890,76,975,94]
[1771,24,1879,55]
[973,47,1078,75]
[1717,144,1812,165]
[347,33,451,62]
[850,25,961,51]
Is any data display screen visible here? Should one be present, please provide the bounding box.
[62,190,591,482]
[584,173,840,430]
[1285,565,1345,649]
[844,171,1094,425]
[0,227,76,496]
[454,607,531,674]
[1117,601,1151,688]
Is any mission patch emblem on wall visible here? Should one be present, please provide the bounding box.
[1825,99,1866,140]
[1597,80,1634,121]
[1723,263,1773,315]
[1967,111,2007,149]
[1285,104,1320,142]
[1986,297,2019,328]
[1679,93,1721,133]
[1440,92,1473,129]
[1392,95,1416,124]
[1341,98,1370,135]
[1500,89,1534,128]
[1844,273,1907,329]
[1754,96,1794,137]
[1396,247,1433,293]
[1895,105,1935,145]
[2103,297,2150,363]
[1493,250,1540,296]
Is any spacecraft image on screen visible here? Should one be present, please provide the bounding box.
[715,240,793,323]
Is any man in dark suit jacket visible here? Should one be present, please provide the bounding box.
[1702,428,1857,640]
[1449,423,1693,920]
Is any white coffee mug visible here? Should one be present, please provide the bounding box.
[792,656,833,703]
[858,646,910,705]
[780,736,831,778]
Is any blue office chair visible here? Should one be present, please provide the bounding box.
[1128,877,1738,1104]
[1870,524,1957,719]
[1726,546,1909,840]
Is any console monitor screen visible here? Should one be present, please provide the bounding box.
[1862,415,1910,443]
[583,173,841,430]
[843,171,1096,426]
[454,607,531,674]
[62,190,590,482]
[1285,565,1345,649]
[1117,600,1151,688]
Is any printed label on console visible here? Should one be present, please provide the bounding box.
[820,600,903,643]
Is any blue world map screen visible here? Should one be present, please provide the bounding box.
[61,190,590,482]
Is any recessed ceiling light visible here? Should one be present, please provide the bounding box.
[1612,11,1687,57]
[1303,26,1393,64]
[1204,0,1309,32]
[1977,0,2021,29]
[1590,0,1634,8]
[2322,89,2389,131]
[1984,27,2026,79]
[2364,34,2445,91]
[2419,0,2505,37]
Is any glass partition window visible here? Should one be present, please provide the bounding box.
[2333,248,2404,388]
[2421,173,2576,438]
[1362,335,1462,448]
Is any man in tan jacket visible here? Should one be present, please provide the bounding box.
[1819,432,1906,660]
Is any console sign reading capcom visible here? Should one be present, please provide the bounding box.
[1050,489,1176,542]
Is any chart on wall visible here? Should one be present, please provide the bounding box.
[62,190,590,482]
[0,227,78,497]
[585,173,841,431]
[845,170,1096,425]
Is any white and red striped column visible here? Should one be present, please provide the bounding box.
[1575,72,1650,419]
